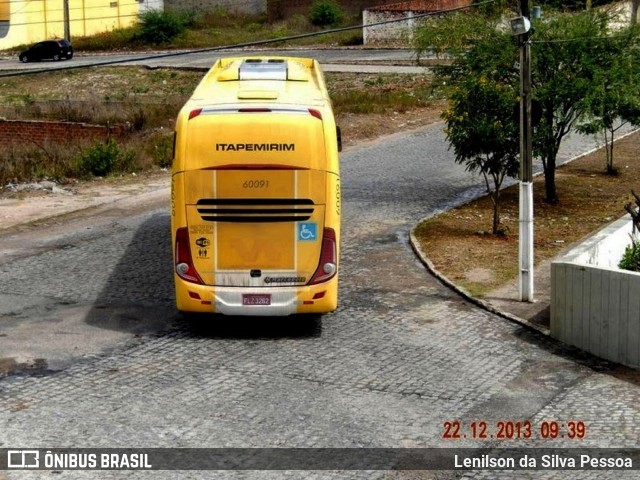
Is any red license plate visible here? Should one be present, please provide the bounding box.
[242,294,271,306]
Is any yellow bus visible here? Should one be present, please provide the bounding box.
[171,57,341,316]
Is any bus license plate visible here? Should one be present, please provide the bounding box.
[242,294,271,306]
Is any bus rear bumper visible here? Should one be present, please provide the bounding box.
[174,278,338,316]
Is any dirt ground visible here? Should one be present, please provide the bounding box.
[0,104,445,231]
[337,104,446,148]
[413,130,640,303]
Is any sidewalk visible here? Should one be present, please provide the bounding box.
[410,232,555,336]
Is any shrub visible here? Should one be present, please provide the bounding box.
[340,33,363,46]
[78,137,135,177]
[152,133,174,169]
[619,237,640,272]
[308,0,343,27]
[138,10,186,44]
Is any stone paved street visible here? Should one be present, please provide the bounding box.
[1,124,640,479]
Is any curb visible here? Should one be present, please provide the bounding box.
[409,228,551,336]
[408,126,640,337]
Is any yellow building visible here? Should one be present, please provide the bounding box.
[0,0,145,50]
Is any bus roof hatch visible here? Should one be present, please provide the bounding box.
[239,59,288,81]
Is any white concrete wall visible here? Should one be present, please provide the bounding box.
[139,0,164,13]
[563,215,636,268]
[551,215,640,367]
[363,9,416,45]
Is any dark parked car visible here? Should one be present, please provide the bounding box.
[19,39,73,63]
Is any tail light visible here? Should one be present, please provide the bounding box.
[309,228,337,285]
[175,227,203,284]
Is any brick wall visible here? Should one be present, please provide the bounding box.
[0,120,127,146]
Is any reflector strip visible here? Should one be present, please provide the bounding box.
[203,164,310,171]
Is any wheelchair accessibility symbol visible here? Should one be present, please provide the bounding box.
[298,222,317,241]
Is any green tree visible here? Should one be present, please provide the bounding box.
[443,75,519,234]
[414,13,500,62]
[415,8,636,203]
[531,9,618,202]
[577,27,640,173]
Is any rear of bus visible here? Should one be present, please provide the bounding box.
[171,57,341,316]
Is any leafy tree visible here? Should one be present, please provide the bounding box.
[414,13,500,62]
[443,75,519,234]
[577,27,640,174]
[416,8,638,203]
[421,17,520,234]
[531,9,616,202]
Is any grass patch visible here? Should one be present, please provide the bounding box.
[63,8,363,52]
[327,73,440,115]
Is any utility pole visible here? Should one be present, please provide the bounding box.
[63,0,70,42]
[518,0,534,302]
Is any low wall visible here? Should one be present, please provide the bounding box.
[551,215,640,367]
[0,119,127,146]
[363,10,417,45]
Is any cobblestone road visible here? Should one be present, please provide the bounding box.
[1,124,640,479]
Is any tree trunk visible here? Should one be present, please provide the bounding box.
[492,190,500,235]
[633,0,640,25]
[606,126,615,174]
[544,152,558,203]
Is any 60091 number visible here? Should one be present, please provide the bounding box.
[243,180,269,189]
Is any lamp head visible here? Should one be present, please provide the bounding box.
[510,16,531,36]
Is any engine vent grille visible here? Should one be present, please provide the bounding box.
[197,198,315,223]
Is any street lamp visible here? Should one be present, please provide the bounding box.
[509,16,531,35]
[511,1,534,302]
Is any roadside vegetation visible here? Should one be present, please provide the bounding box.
[0,68,442,185]
[414,1,640,301]
[0,5,397,186]
[1,1,639,306]
[6,6,363,54]
[416,2,640,235]
[414,131,640,297]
